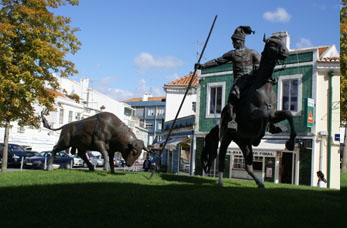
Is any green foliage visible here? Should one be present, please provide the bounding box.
[341,0,347,124]
[0,0,80,127]
[0,170,341,227]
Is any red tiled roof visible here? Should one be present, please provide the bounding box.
[318,47,329,57]
[46,89,65,98]
[164,72,198,87]
[121,97,165,102]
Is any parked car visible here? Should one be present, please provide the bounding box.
[71,154,84,167]
[113,155,125,167]
[83,152,98,167]
[23,151,73,169]
[0,143,28,167]
[94,154,104,167]
[25,151,39,157]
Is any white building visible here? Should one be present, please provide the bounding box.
[0,76,148,152]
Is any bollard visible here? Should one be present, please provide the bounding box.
[20,157,24,171]
[44,157,47,170]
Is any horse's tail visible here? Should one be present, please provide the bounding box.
[41,111,63,131]
[201,125,219,173]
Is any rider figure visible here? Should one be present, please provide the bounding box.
[195,26,260,131]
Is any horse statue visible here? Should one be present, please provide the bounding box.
[201,35,297,188]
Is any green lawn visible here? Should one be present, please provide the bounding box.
[0,170,342,227]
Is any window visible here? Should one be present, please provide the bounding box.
[157,121,162,130]
[68,111,73,123]
[147,108,155,116]
[135,108,144,117]
[145,122,153,130]
[59,109,64,124]
[278,75,302,115]
[75,113,81,120]
[192,102,196,112]
[156,108,165,116]
[233,155,263,171]
[206,82,226,118]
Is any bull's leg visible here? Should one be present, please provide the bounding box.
[94,141,110,171]
[108,151,115,174]
[47,144,68,171]
[270,110,297,151]
[78,149,94,171]
[237,141,265,188]
[218,135,232,186]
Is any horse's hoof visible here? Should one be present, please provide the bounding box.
[286,140,295,151]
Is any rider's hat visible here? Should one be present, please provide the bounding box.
[231,26,255,41]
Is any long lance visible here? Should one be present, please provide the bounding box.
[150,15,218,179]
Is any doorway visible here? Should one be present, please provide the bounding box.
[281,152,293,184]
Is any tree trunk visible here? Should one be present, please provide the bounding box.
[342,127,347,173]
[1,121,10,173]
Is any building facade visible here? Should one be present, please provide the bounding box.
[194,32,340,189]
[0,76,148,152]
[122,94,166,146]
[155,73,197,174]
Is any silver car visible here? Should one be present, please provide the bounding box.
[71,154,84,167]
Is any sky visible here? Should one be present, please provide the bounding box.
[53,0,340,101]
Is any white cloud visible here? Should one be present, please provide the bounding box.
[295,38,312,49]
[135,78,164,97]
[105,88,134,101]
[263,8,291,23]
[134,52,184,71]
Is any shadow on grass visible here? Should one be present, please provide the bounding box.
[0,181,340,227]
[158,173,243,187]
[69,169,126,176]
[159,173,216,185]
[0,171,342,227]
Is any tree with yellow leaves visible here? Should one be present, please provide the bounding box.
[341,0,347,172]
[0,0,81,172]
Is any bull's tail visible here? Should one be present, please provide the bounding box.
[41,111,63,131]
[201,125,219,173]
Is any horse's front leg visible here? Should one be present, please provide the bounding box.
[218,135,233,186]
[270,110,297,150]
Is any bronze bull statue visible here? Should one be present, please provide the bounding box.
[42,112,148,173]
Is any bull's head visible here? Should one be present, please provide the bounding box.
[124,139,148,166]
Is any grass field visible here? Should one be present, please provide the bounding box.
[0,170,343,227]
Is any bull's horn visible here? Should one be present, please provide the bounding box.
[143,147,150,152]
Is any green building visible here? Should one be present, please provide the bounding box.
[193,32,340,189]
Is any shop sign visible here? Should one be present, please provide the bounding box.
[229,150,277,157]
[306,98,315,128]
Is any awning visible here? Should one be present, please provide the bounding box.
[152,137,189,150]
[166,137,188,150]
[227,139,289,156]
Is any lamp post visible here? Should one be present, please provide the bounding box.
[327,71,334,188]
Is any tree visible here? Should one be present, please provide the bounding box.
[0,0,81,172]
[341,0,347,172]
